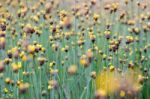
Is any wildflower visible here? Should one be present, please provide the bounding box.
[95,89,106,99]
[52,43,59,51]
[19,39,29,50]
[20,51,28,61]
[120,90,126,97]
[31,15,39,23]
[27,45,35,54]
[102,54,107,60]
[45,3,52,13]
[104,4,111,10]
[6,50,12,58]
[111,3,119,13]
[77,39,85,46]
[11,47,19,58]
[80,55,90,67]
[119,69,143,96]
[41,90,47,96]
[50,69,58,75]
[107,56,112,61]
[61,61,64,66]
[0,18,6,30]
[19,83,29,94]
[48,80,58,90]
[90,71,96,79]
[22,71,30,77]
[126,36,134,44]
[138,75,148,84]
[60,16,72,29]
[17,80,23,86]
[143,25,149,32]
[11,62,22,73]
[34,44,42,52]
[128,61,134,69]
[65,32,71,40]
[5,78,13,85]
[91,0,96,5]
[67,65,78,75]
[119,11,126,19]
[127,20,135,25]
[93,13,100,21]
[3,88,8,94]
[86,49,93,62]
[109,39,120,52]
[23,24,35,35]
[96,69,120,95]
[89,34,96,43]
[49,61,56,67]
[109,65,115,72]
[104,30,111,39]
[37,57,47,66]
[132,27,140,35]
[3,58,12,64]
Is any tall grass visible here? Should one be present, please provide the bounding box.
[0,0,150,99]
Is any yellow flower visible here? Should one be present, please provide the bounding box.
[4,58,12,64]
[18,62,22,68]
[27,45,35,54]
[95,89,106,97]
[0,18,6,23]
[3,88,8,93]
[93,13,100,21]
[49,61,56,67]
[5,78,11,84]
[126,36,134,43]
[48,80,58,89]
[96,70,120,95]
[102,54,107,59]
[32,15,39,22]
[19,83,29,94]
[22,55,27,61]
[109,65,115,71]
[80,55,89,67]
[20,51,28,61]
[11,62,22,73]
[67,65,78,75]
[90,71,96,79]
[11,47,18,54]
[48,85,53,90]
[120,90,125,97]
[50,69,58,75]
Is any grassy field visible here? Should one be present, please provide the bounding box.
[0,0,150,99]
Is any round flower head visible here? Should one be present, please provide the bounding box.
[67,65,78,75]
[19,83,29,94]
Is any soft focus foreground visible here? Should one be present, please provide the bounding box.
[0,0,150,99]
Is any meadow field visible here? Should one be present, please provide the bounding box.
[0,0,150,99]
